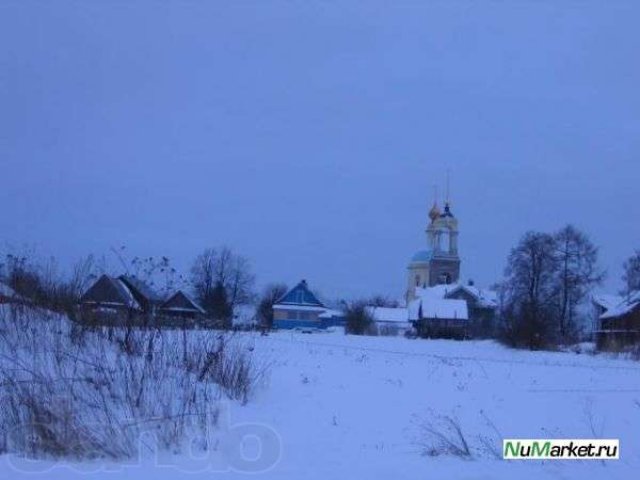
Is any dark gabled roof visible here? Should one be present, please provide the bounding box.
[161,290,205,314]
[80,274,140,309]
[275,280,324,307]
[118,275,163,304]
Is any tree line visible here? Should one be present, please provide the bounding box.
[0,246,289,329]
[497,224,639,349]
[2,231,639,345]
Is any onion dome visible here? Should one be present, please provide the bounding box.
[428,203,441,222]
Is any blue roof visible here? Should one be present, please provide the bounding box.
[410,250,434,262]
[276,280,324,307]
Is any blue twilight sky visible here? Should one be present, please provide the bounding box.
[1,1,639,300]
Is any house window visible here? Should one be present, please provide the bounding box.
[287,311,298,320]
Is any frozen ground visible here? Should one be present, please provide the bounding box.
[2,329,639,479]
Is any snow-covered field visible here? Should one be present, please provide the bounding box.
[2,328,639,479]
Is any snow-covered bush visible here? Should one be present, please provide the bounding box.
[0,304,265,460]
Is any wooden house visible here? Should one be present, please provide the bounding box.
[118,276,163,316]
[595,291,640,350]
[445,283,497,337]
[160,290,205,320]
[79,274,160,324]
[80,275,140,312]
[273,280,327,330]
[409,297,469,339]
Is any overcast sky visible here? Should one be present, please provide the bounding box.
[1,1,638,300]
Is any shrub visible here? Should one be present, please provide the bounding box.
[344,301,375,335]
[415,414,471,458]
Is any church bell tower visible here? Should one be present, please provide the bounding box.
[406,187,461,302]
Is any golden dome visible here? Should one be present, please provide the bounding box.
[428,202,441,222]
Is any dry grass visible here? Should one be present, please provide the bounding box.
[0,305,266,460]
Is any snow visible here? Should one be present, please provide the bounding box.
[1,329,639,479]
[451,284,498,307]
[600,291,640,319]
[592,293,624,312]
[414,284,457,300]
[318,308,344,319]
[273,304,327,312]
[408,298,469,320]
[0,281,17,299]
[414,283,497,309]
[366,306,409,323]
[115,278,141,309]
[162,306,200,312]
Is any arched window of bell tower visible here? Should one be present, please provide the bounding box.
[441,230,451,254]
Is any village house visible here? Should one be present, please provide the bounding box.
[409,295,469,339]
[80,274,260,330]
[80,274,185,326]
[365,306,412,335]
[444,282,497,337]
[79,274,145,320]
[272,280,327,330]
[272,280,345,330]
[159,290,206,321]
[592,291,640,350]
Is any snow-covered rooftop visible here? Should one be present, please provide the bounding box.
[592,293,624,311]
[115,278,141,310]
[414,283,497,308]
[365,306,409,324]
[0,281,17,298]
[408,298,469,321]
[451,284,498,308]
[318,308,344,319]
[414,284,457,300]
[600,291,640,319]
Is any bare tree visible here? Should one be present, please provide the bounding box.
[366,294,400,308]
[190,248,217,311]
[109,246,186,298]
[622,250,640,295]
[553,225,604,342]
[67,255,103,299]
[224,251,255,307]
[256,283,288,329]
[0,251,87,315]
[190,247,255,316]
[500,231,559,349]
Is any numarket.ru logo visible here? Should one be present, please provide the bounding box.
[503,439,619,460]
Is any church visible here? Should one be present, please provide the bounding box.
[406,200,461,301]
[404,197,497,338]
